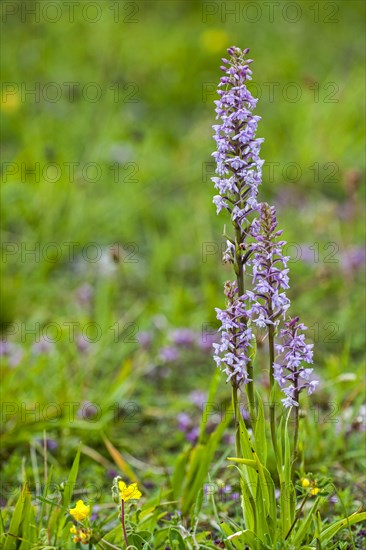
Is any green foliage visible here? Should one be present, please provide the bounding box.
[1,0,365,548]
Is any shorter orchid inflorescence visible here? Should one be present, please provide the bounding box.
[274,317,318,407]
[247,202,291,328]
[213,281,254,387]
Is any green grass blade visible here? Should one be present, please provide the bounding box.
[56,446,81,541]
[317,510,366,545]
[227,528,271,550]
[3,485,27,550]
[254,391,267,466]
[292,497,322,547]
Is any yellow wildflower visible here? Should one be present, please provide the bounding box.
[118,480,142,502]
[301,478,310,488]
[310,487,319,496]
[1,91,20,113]
[200,29,228,53]
[69,499,90,521]
[70,525,91,544]
[80,530,90,544]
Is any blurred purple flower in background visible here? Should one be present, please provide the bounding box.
[159,346,179,363]
[170,328,195,347]
[31,336,54,355]
[138,331,152,350]
[76,283,93,307]
[0,340,23,367]
[198,330,220,352]
[340,247,366,274]
[189,390,207,408]
[77,401,100,420]
[177,413,192,432]
[177,412,200,443]
[76,334,92,354]
[35,437,58,451]
[186,427,200,443]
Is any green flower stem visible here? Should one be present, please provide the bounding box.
[235,228,244,297]
[268,323,277,458]
[292,382,300,471]
[120,499,129,548]
[232,384,241,457]
[284,493,309,541]
[246,361,257,432]
[234,228,257,433]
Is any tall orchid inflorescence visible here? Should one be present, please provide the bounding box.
[212,46,264,393]
[212,46,264,225]
[211,46,317,413]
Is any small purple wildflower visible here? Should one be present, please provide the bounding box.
[0,340,23,367]
[76,283,93,306]
[177,413,192,432]
[273,317,318,407]
[31,336,54,355]
[222,432,235,445]
[198,330,219,352]
[189,390,207,408]
[159,346,179,363]
[340,246,366,273]
[177,414,201,443]
[138,331,152,350]
[186,427,200,443]
[77,401,100,420]
[0,340,11,356]
[89,504,101,522]
[217,483,239,503]
[170,328,195,347]
[76,334,91,354]
[35,437,58,451]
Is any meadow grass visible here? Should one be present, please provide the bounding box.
[1,1,365,548]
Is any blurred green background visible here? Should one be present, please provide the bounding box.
[1,0,365,502]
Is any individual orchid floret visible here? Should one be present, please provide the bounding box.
[273,317,318,407]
